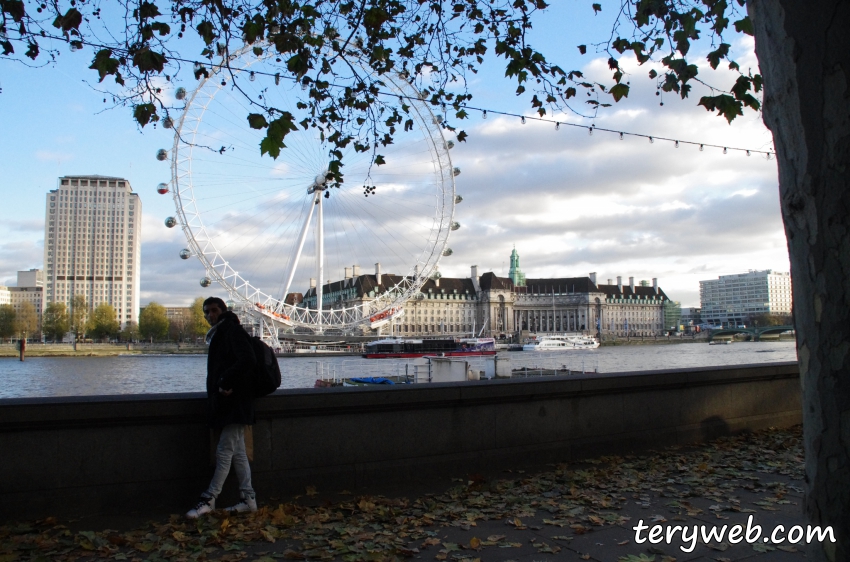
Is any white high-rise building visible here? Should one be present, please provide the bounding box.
[17,269,43,288]
[699,270,792,327]
[8,286,43,318]
[43,175,141,328]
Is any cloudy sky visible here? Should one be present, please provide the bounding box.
[0,2,787,307]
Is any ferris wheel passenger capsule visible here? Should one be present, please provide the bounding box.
[453,167,461,177]
[179,248,191,260]
[156,149,169,161]
[175,87,187,100]
[455,195,463,204]
[164,217,177,228]
[200,277,212,287]
[446,140,455,149]
[162,116,174,129]
[442,248,453,256]
[450,221,461,231]
[157,182,169,194]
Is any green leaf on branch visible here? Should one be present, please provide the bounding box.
[89,49,120,82]
[287,51,310,77]
[592,3,602,14]
[730,75,761,110]
[731,75,752,98]
[610,83,630,102]
[196,20,215,45]
[734,16,754,36]
[247,113,268,129]
[137,1,161,19]
[133,103,157,127]
[259,113,298,159]
[699,94,743,123]
[150,22,171,36]
[374,155,386,166]
[4,0,25,22]
[52,8,82,32]
[132,47,166,73]
[243,15,266,45]
[673,30,691,56]
[578,45,586,55]
[612,38,630,54]
[706,43,730,70]
[25,42,38,60]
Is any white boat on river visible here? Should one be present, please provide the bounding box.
[522,333,600,351]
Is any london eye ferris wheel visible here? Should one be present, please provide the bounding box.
[157,45,459,333]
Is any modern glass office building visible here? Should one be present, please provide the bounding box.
[699,270,792,326]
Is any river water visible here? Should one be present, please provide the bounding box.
[0,341,797,399]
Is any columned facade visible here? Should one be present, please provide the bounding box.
[301,260,670,338]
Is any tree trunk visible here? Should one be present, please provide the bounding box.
[750,1,850,559]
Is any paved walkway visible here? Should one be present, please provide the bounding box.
[1,426,813,561]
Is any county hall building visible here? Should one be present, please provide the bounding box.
[300,249,670,338]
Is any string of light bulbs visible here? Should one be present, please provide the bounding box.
[460,105,775,158]
[30,34,775,159]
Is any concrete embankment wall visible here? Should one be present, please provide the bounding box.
[0,362,800,521]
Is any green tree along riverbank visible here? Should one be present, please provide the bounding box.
[0,343,208,357]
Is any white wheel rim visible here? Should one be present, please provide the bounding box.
[170,46,455,332]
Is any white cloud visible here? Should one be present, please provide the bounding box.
[436,46,786,306]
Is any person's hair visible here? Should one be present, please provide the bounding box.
[203,296,228,312]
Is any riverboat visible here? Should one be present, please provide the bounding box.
[362,337,497,359]
[522,334,600,351]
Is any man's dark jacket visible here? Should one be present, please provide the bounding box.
[206,311,256,428]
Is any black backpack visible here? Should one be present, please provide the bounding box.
[249,336,281,397]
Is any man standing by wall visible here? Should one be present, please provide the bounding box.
[186,297,258,518]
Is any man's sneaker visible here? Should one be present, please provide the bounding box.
[186,496,215,519]
[226,496,258,514]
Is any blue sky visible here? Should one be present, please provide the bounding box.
[0,1,786,307]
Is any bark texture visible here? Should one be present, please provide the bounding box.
[750,1,850,559]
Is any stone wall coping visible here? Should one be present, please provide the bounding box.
[0,362,797,431]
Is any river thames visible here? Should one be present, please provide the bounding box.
[0,341,797,400]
